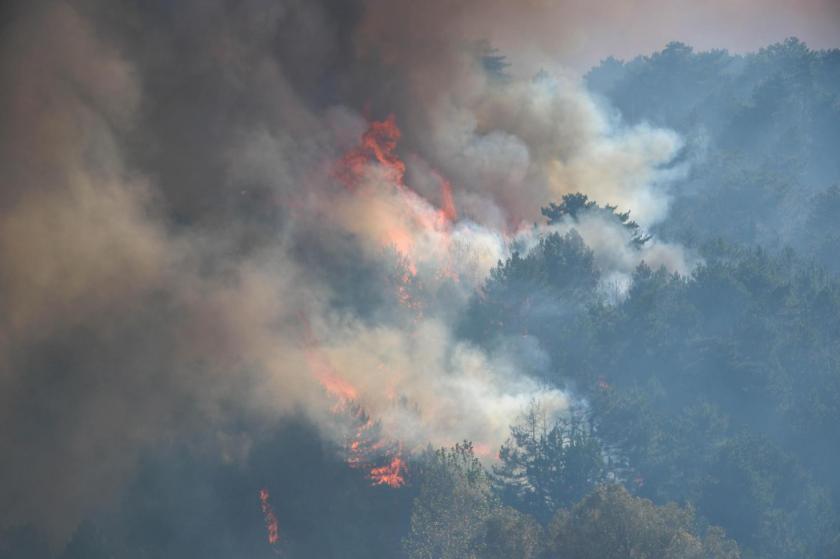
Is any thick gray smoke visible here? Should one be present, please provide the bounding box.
[0,0,696,545]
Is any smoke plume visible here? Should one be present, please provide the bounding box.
[0,0,696,544]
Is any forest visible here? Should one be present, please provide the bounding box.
[0,1,840,559]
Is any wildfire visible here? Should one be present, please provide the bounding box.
[342,404,407,488]
[369,453,408,488]
[259,488,280,546]
[335,113,406,189]
[300,313,358,407]
[345,406,380,468]
[333,113,460,284]
[311,363,359,404]
[299,312,408,488]
[292,112,468,491]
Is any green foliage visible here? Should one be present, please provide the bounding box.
[467,228,840,558]
[487,230,598,297]
[542,193,651,246]
[481,507,543,559]
[405,442,548,559]
[405,450,742,559]
[461,229,598,350]
[587,39,840,259]
[547,484,740,559]
[404,442,498,559]
[494,403,606,521]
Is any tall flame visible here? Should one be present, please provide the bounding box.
[335,113,406,189]
[333,113,459,282]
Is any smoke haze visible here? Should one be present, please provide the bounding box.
[0,0,835,549]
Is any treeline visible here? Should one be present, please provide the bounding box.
[5,39,840,559]
[461,203,840,558]
[31,196,840,558]
[404,441,739,559]
[26,409,743,559]
[586,39,840,271]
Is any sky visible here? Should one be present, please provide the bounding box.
[463,0,840,71]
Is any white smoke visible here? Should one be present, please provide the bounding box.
[0,0,699,544]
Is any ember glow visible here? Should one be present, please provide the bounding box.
[259,488,280,546]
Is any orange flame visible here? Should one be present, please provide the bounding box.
[335,114,406,189]
[369,453,407,488]
[298,312,408,488]
[259,488,280,545]
[342,405,407,488]
[311,362,359,403]
[333,113,460,289]
[346,409,379,468]
[363,115,406,185]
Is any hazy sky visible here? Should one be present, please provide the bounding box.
[455,0,840,71]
